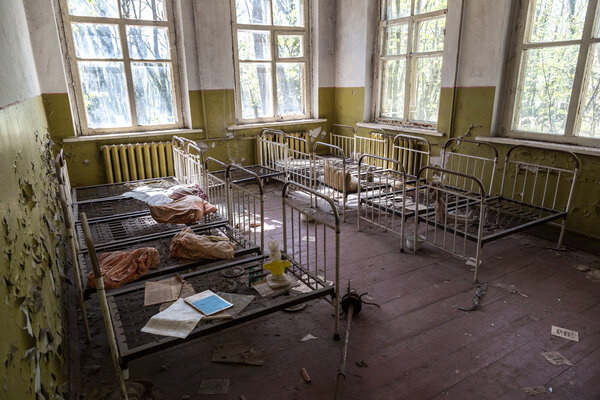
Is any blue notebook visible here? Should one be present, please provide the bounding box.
[184,290,233,316]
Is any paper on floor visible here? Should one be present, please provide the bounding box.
[144,276,183,306]
[551,325,579,342]
[141,299,202,339]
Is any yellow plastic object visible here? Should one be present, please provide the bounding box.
[263,260,291,276]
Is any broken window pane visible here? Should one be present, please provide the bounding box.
[380,59,406,120]
[385,0,411,20]
[415,0,447,15]
[132,62,176,125]
[577,43,600,137]
[514,46,578,134]
[238,30,271,60]
[412,56,442,123]
[384,24,408,55]
[273,0,303,27]
[240,63,273,119]
[121,0,166,21]
[78,61,131,128]
[127,26,170,60]
[67,0,118,17]
[278,35,303,58]
[236,0,271,25]
[529,0,587,43]
[72,23,121,59]
[415,16,445,53]
[276,62,303,115]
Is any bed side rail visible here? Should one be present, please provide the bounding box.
[330,124,356,159]
[186,142,205,188]
[415,166,486,282]
[281,182,341,338]
[203,157,229,220]
[500,145,580,213]
[355,131,387,168]
[226,164,265,253]
[258,128,288,178]
[171,136,197,184]
[312,142,348,218]
[80,212,129,398]
[286,135,312,187]
[392,133,432,177]
[357,155,407,249]
[442,138,498,195]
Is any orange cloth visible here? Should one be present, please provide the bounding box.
[170,228,235,261]
[149,195,217,225]
[87,247,160,289]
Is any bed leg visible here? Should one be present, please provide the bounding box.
[557,217,567,250]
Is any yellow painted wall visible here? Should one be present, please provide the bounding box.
[0,95,68,398]
[45,88,336,187]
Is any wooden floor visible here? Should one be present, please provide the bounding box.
[71,183,600,400]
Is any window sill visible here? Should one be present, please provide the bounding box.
[227,118,327,131]
[62,128,204,143]
[357,122,445,137]
[476,136,600,157]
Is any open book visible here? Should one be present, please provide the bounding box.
[184,290,233,316]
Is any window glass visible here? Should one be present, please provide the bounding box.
[415,17,445,53]
[67,0,119,17]
[577,43,600,137]
[132,62,175,125]
[384,24,408,55]
[72,23,122,59]
[273,0,303,26]
[276,63,303,115]
[127,26,170,60]
[380,59,406,119]
[78,61,131,128]
[528,0,587,43]
[236,0,271,25]
[412,56,442,123]
[278,35,303,58]
[415,0,447,15]
[240,63,274,119]
[514,46,578,134]
[121,0,166,20]
[386,0,411,20]
[238,30,272,60]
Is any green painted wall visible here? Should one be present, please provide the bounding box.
[0,96,68,398]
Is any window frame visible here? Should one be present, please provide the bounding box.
[502,0,600,147]
[373,0,447,127]
[230,0,312,124]
[58,0,184,136]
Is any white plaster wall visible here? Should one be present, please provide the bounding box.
[335,0,368,88]
[179,0,201,90]
[318,0,336,88]
[455,0,511,87]
[23,0,68,95]
[0,0,41,107]
[194,0,236,90]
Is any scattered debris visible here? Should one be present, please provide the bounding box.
[522,386,546,396]
[356,360,369,368]
[494,283,528,297]
[198,379,230,395]
[105,380,157,400]
[455,284,487,311]
[586,269,600,282]
[300,367,311,383]
[541,351,573,366]
[283,303,307,312]
[551,326,579,342]
[300,333,318,342]
[574,264,592,272]
[211,342,264,366]
[160,363,170,372]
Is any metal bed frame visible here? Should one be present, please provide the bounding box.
[81,183,341,396]
[356,154,408,251]
[442,138,499,196]
[414,145,580,282]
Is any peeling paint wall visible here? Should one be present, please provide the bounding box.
[0,0,68,398]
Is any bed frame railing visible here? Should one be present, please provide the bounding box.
[281,181,341,339]
[357,154,407,251]
[330,124,355,160]
[392,133,432,178]
[312,141,348,220]
[415,166,487,282]
[226,164,265,253]
[442,138,498,195]
[258,128,288,180]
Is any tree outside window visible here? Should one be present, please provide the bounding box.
[232,0,309,122]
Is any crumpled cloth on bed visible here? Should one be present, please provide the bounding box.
[168,183,207,200]
[88,247,160,289]
[324,164,359,192]
[170,227,235,261]
[149,195,217,224]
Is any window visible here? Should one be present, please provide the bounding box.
[374,0,447,126]
[59,0,182,135]
[231,0,310,123]
[505,0,600,145]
